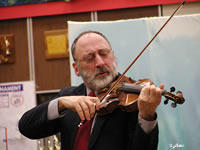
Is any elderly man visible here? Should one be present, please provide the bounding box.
[19,31,164,150]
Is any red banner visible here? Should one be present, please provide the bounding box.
[0,0,199,20]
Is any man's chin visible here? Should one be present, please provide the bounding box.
[92,76,113,90]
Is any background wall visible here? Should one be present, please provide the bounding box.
[0,19,29,83]
[162,2,200,16]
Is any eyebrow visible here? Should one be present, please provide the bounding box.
[80,48,111,58]
[82,53,94,58]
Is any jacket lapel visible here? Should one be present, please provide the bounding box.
[69,84,87,148]
[71,83,108,149]
[88,115,108,150]
[73,83,87,96]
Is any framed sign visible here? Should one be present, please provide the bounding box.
[44,29,69,60]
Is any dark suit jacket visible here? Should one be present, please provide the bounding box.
[18,83,158,150]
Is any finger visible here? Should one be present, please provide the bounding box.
[150,85,156,97]
[85,100,96,118]
[156,87,162,101]
[140,86,146,98]
[95,100,101,111]
[79,101,91,120]
[159,83,164,90]
[74,103,85,121]
[90,97,100,110]
[143,85,150,97]
[156,84,164,102]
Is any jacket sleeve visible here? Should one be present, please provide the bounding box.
[18,101,61,139]
[18,86,81,139]
[127,112,159,150]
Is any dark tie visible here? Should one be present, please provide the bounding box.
[73,91,95,150]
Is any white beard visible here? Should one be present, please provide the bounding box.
[77,60,118,91]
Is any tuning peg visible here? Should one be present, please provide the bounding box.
[164,99,169,105]
[176,91,182,94]
[171,102,177,108]
[170,87,175,92]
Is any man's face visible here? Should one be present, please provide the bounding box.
[73,33,118,91]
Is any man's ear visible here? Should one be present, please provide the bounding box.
[73,62,80,76]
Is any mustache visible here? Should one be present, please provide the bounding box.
[95,67,110,76]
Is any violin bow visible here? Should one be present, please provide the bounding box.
[100,0,186,104]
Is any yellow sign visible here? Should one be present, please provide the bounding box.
[44,29,69,59]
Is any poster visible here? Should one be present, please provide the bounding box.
[0,81,37,150]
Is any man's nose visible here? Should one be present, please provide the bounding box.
[95,54,105,67]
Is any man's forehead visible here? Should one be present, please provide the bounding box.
[76,33,110,49]
[77,32,105,43]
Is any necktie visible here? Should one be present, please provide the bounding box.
[73,91,95,150]
[88,91,95,97]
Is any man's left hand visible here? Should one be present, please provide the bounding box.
[138,84,164,121]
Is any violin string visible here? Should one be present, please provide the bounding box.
[100,0,185,104]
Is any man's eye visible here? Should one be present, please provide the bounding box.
[100,53,107,56]
[85,54,95,61]
[99,50,109,57]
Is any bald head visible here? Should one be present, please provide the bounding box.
[71,31,112,61]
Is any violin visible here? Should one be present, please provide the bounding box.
[97,76,185,116]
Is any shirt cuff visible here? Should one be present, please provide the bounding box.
[138,115,157,134]
[47,98,60,120]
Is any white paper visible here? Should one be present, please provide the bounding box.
[0,81,37,150]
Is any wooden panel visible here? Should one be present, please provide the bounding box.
[97,6,159,21]
[32,13,91,91]
[37,92,58,105]
[0,19,29,83]
[162,2,200,16]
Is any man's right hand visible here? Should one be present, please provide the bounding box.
[58,96,100,121]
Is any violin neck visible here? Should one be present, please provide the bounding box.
[120,83,166,95]
[120,83,143,94]
[120,83,169,96]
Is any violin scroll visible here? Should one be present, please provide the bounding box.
[163,88,185,108]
